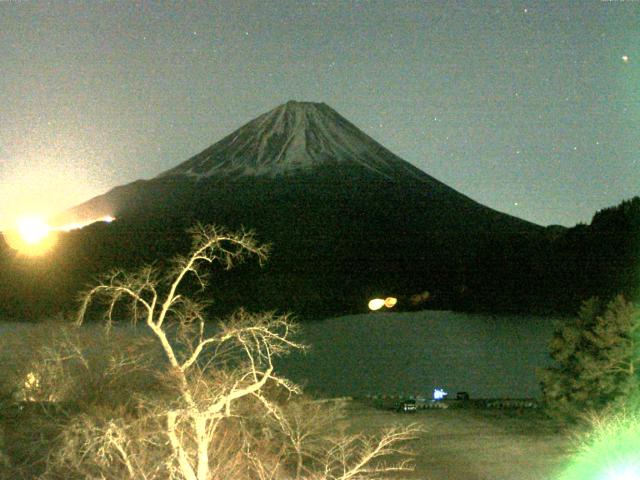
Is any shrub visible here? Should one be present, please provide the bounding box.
[538,295,639,423]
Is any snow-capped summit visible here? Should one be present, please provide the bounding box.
[158,101,425,181]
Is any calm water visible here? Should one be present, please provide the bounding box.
[276,311,561,399]
[0,310,562,399]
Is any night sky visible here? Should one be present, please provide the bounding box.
[1,0,637,228]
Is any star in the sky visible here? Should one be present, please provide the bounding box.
[622,55,629,63]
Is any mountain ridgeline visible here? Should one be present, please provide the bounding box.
[1,102,637,319]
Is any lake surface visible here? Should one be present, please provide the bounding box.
[276,311,561,399]
[0,310,562,400]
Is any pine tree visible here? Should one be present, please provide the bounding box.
[538,295,639,422]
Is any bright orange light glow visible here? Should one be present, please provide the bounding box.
[57,215,116,232]
[368,298,385,311]
[368,296,398,311]
[2,214,116,256]
[57,222,87,232]
[384,297,398,308]
[3,215,58,256]
[17,216,50,245]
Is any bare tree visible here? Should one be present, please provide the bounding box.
[319,426,418,480]
[61,223,420,480]
[274,398,419,480]
[75,224,302,480]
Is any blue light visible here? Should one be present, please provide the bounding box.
[433,388,448,400]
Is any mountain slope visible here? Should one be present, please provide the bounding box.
[60,101,537,235]
[32,101,548,316]
[157,100,436,181]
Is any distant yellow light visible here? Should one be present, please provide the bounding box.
[368,298,386,311]
[57,222,87,232]
[384,297,398,308]
[3,215,57,256]
[57,215,115,232]
[17,216,51,244]
[2,213,116,256]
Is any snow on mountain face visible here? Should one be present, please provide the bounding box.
[158,101,425,181]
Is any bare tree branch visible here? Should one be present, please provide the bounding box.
[59,224,420,480]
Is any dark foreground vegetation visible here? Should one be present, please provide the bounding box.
[538,295,640,480]
[0,222,638,478]
[0,226,419,479]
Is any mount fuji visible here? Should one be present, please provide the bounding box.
[15,101,549,317]
[59,101,536,230]
[158,100,437,180]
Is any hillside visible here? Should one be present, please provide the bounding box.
[2,102,635,319]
